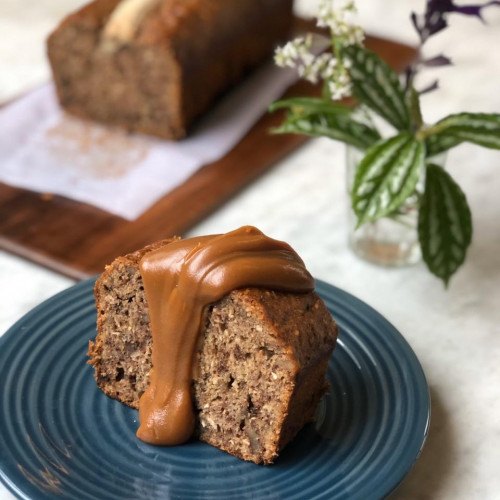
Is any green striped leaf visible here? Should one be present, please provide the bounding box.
[418,164,472,286]
[425,134,462,157]
[345,45,411,131]
[425,112,500,155]
[352,134,425,225]
[271,112,381,150]
[269,97,351,115]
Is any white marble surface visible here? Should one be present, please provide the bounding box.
[1,1,500,499]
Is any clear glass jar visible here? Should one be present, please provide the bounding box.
[345,144,446,267]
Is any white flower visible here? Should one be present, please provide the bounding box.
[316,0,364,47]
[274,1,363,101]
[327,67,352,100]
[329,80,352,101]
[274,36,313,68]
[318,54,338,79]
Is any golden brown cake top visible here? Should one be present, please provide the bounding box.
[54,0,290,48]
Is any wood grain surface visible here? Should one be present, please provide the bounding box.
[0,19,416,280]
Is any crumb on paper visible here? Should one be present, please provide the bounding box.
[44,113,149,180]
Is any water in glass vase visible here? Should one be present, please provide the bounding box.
[345,145,445,267]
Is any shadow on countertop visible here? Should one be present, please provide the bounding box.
[389,386,455,500]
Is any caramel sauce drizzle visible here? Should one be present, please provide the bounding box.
[137,226,314,445]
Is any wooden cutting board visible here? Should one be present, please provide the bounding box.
[0,19,416,280]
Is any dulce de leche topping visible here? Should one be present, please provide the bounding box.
[136,226,314,445]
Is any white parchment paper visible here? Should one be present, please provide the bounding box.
[0,62,296,220]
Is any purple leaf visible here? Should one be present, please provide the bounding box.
[427,0,500,16]
[451,1,500,20]
[423,0,449,37]
[411,11,423,38]
[423,55,453,67]
[404,66,414,90]
[419,80,440,94]
[413,0,500,42]
[408,0,500,94]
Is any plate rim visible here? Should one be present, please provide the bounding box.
[316,278,431,498]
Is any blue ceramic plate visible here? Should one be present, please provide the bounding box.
[0,278,429,500]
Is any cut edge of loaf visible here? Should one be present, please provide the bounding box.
[47,0,186,140]
[88,239,338,464]
[194,288,337,463]
[88,237,179,406]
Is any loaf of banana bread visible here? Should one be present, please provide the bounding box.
[88,234,338,464]
[47,0,294,139]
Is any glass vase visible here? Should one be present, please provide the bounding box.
[345,145,445,267]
